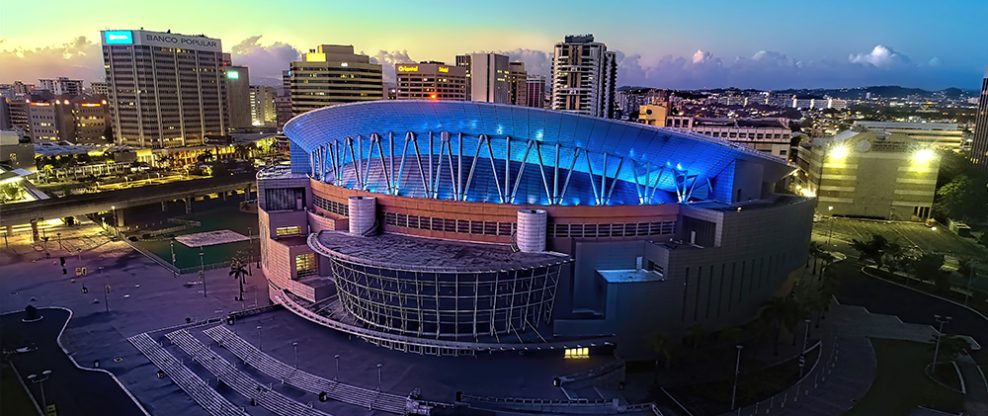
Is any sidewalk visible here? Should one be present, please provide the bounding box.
[957,353,988,416]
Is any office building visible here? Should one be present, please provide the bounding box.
[224,66,252,131]
[101,29,228,148]
[89,81,108,96]
[455,54,472,100]
[0,130,35,169]
[38,77,84,96]
[249,86,278,128]
[796,130,940,220]
[508,62,528,106]
[852,121,966,151]
[68,95,110,144]
[525,75,546,108]
[394,62,467,101]
[973,70,988,170]
[0,100,10,130]
[287,44,383,116]
[258,100,813,359]
[551,34,618,118]
[663,116,794,159]
[275,95,293,128]
[468,53,510,104]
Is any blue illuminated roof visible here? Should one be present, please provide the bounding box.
[284,101,794,206]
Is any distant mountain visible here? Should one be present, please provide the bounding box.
[617,85,979,100]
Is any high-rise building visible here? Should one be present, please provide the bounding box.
[525,75,546,108]
[395,62,467,101]
[508,62,528,106]
[101,29,228,148]
[275,95,293,128]
[68,95,110,144]
[224,66,252,131]
[455,54,472,100]
[973,70,988,170]
[469,53,510,104]
[89,81,109,96]
[852,121,966,152]
[287,44,383,115]
[550,34,617,118]
[38,77,84,96]
[249,85,277,128]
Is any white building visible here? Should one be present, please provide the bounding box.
[38,77,84,96]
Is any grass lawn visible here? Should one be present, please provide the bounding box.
[846,339,964,416]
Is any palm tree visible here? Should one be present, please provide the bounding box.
[649,333,678,373]
[229,254,249,303]
[760,296,805,355]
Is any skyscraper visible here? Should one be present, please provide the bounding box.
[287,44,383,116]
[973,70,988,170]
[101,29,228,148]
[550,34,618,118]
[455,54,472,100]
[508,62,528,106]
[525,75,546,108]
[224,66,252,131]
[469,53,510,104]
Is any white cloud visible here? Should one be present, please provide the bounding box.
[367,50,415,83]
[230,36,299,86]
[0,36,103,83]
[848,45,909,68]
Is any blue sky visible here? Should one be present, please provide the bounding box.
[1,0,985,89]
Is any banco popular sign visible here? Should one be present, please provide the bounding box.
[141,32,221,52]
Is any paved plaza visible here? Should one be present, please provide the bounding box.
[0,223,625,416]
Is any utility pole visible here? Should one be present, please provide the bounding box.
[799,319,811,377]
[170,239,178,278]
[827,205,835,245]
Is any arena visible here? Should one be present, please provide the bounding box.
[258,101,814,359]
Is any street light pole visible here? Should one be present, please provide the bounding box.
[170,239,177,278]
[827,205,835,246]
[101,266,109,313]
[199,247,206,297]
[730,345,743,411]
[292,341,299,369]
[334,354,340,381]
[256,325,263,352]
[799,319,811,377]
[27,370,53,410]
[931,315,952,371]
[376,363,383,391]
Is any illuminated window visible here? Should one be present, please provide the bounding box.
[295,253,316,277]
[564,347,590,359]
[275,226,301,237]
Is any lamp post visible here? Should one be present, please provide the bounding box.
[27,370,53,410]
[256,325,263,352]
[799,319,811,377]
[247,227,253,275]
[931,315,952,371]
[111,205,117,228]
[292,341,299,369]
[376,363,383,391]
[730,345,743,411]
[170,239,177,278]
[199,247,206,297]
[100,266,108,313]
[827,205,835,245]
[334,354,340,381]
[56,232,62,251]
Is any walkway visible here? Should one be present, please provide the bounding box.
[202,325,410,414]
[166,329,332,416]
[128,333,248,416]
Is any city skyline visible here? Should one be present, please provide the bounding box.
[1,0,986,90]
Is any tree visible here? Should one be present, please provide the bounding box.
[197,150,214,165]
[914,253,945,282]
[808,241,826,275]
[759,296,804,356]
[649,333,678,372]
[851,234,891,268]
[229,253,249,303]
[958,257,976,279]
[936,174,988,223]
[980,232,988,248]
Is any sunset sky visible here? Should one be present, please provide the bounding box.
[2,0,986,89]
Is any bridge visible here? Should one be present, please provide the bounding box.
[0,173,255,228]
